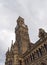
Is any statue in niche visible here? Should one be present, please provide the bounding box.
[38,28,47,39]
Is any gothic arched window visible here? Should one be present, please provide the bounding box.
[30,54,32,61]
[39,48,42,56]
[26,58,29,65]
[34,51,38,59]
[9,60,12,65]
[24,59,27,65]
[19,60,22,65]
[32,53,34,60]
[44,44,47,51]
[36,50,39,57]
[41,46,45,55]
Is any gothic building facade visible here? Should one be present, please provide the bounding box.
[5,16,47,65]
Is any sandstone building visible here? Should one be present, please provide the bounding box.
[5,16,47,65]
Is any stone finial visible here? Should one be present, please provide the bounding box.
[11,40,14,51]
[6,47,9,55]
[38,28,47,39]
[17,16,24,22]
[12,40,13,44]
[7,47,9,53]
[17,16,24,25]
[11,40,13,47]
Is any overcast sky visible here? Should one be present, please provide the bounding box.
[0,0,47,65]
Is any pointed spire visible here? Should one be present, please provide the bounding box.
[12,40,13,44]
[8,47,9,52]
[17,16,24,26]
[11,40,14,50]
[6,47,9,56]
[17,16,24,21]
[11,40,13,46]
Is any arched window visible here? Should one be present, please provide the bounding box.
[34,51,38,59]
[19,60,22,65]
[44,44,47,51]
[30,54,32,61]
[36,50,39,57]
[39,48,42,56]
[24,59,27,65]
[41,46,45,54]
[26,58,29,65]
[24,58,29,65]
[32,53,34,60]
[9,60,12,65]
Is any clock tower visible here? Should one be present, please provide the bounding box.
[15,16,31,54]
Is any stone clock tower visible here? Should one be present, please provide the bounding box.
[5,16,47,65]
[15,16,31,54]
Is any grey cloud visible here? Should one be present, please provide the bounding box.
[0,29,15,65]
[0,0,47,65]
